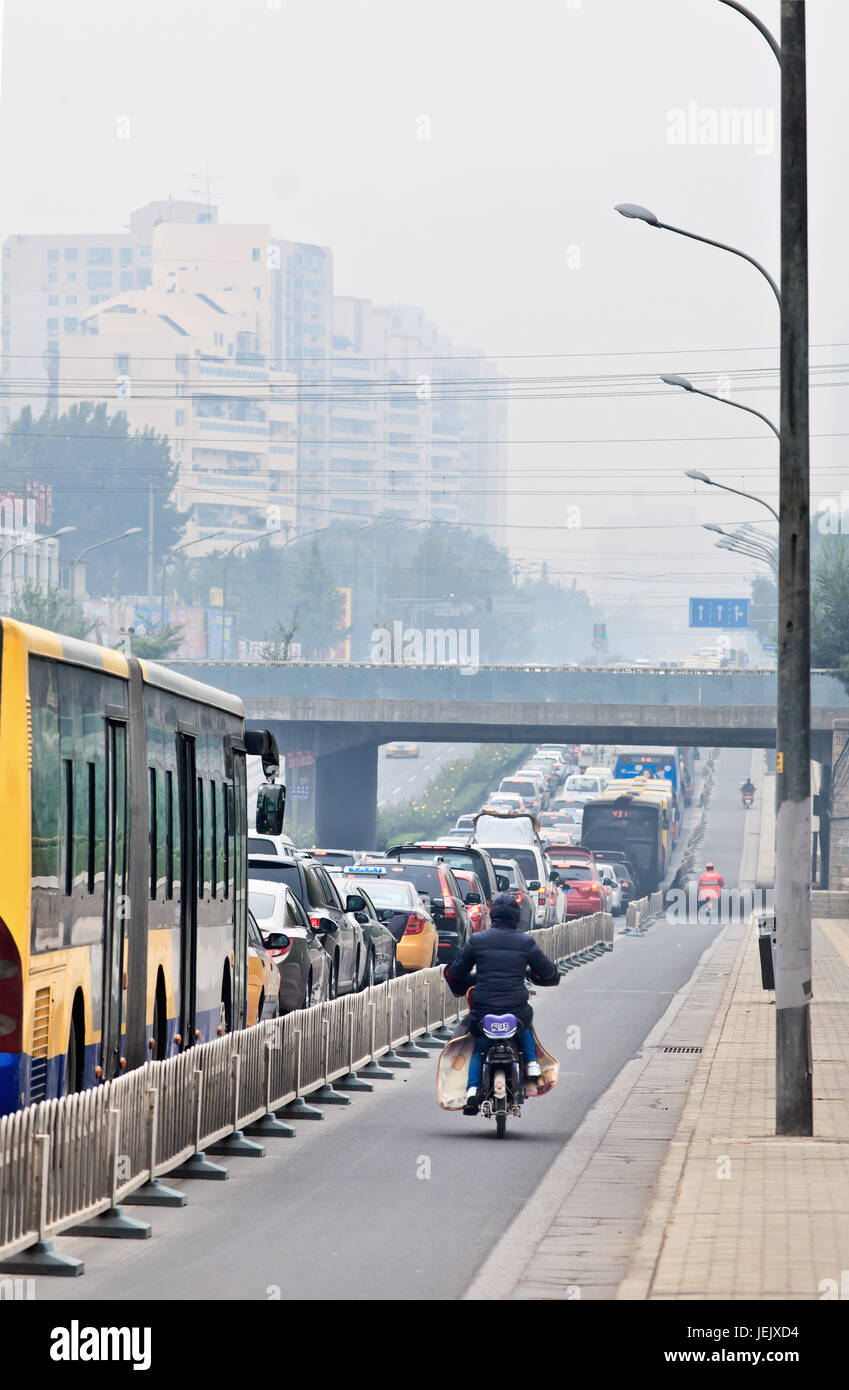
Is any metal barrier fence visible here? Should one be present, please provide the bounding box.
[0,910,612,1268]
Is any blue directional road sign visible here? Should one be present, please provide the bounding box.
[689,598,750,628]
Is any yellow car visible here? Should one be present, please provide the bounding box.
[346,864,438,972]
[247,910,281,1025]
[385,741,420,758]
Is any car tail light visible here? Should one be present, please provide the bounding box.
[538,887,547,905]
[513,892,524,905]
[620,881,630,889]
[438,873,456,917]
[404,914,426,935]
[0,916,23,1053]
[309,915,322,930]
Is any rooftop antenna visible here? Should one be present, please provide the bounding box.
[189,162,221,221]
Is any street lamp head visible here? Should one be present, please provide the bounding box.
[685,469,712,484]
[122,527,143,537]
[703,523,727,535]
[661,374,694,391]
[54,526,76,537]
[614,203,660,227]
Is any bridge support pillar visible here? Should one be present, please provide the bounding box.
[828,720,849,891]
[315,740,379,849]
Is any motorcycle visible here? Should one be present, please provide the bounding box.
[437,998,559,1138]
[742,788,754,808]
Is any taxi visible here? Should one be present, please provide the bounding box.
[247,910,281,1025]
[385,742,420,758]
[346,862,439,971]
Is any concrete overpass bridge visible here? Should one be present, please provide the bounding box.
[166,661,849,847]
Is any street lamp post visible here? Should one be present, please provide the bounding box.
[219,526,291,660]
[662,373,781,441]
[71,526,143,596]
[159,530,227,623]
[614,203,780,307]
[685,468,779,523]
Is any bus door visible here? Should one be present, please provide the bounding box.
[176,731,198,1048]
[102,718,128,1079]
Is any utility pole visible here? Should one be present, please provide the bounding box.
[775,0,812,1135]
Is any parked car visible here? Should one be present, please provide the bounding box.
[593,861,624,915]
[247,910,282,1025]
[384,841,500,908]
[249,882,331,1012]
[385,741,420,758]
[451,868,491,932]
[248,854,365,996]
[346,863,439,972]
[489,858,536,933]
[328,870,398,983]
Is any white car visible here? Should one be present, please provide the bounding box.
[594,862,624,915]
[563,773,605,804]
[584,766,612,788]
[247,828,298,859]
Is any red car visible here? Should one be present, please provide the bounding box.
[452,869,492,933]
[548,848,605,917]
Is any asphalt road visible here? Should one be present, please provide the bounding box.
[377,740,480,808]
[37,747,753,1301]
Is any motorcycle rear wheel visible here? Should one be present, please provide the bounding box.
[496,1109,507,1139]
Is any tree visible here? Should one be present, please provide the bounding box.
[0,403,184,595]
[811,535,849,679]
[129,623,184,659]
[261,612,300,661]
[10,582,92,639]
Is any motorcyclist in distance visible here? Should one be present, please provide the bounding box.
[741,777,755,804]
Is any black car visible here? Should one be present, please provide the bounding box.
[328,870,398,985]
[385,841,500,909]
[248,854,365,996]
[489,857,536,934]
[248,881,332,1012]
[365,857,472,964]
[591,850,638,907]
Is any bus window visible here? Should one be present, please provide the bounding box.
[62,760,73,896]
[87,761,96,894]
[165,769,174,900]
[149,768,158,900]
[210,779,218,900]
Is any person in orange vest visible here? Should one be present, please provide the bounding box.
[697,862,725,916]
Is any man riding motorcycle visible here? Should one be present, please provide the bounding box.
[697,861,725,917]
[740,777,755,805]
[444,893,559,1114]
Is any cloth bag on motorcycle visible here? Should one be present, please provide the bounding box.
[436,1027,559,1111]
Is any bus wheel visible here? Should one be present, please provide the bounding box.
[220,965,232,1034]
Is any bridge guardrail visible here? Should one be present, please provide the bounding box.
[0,910,611,1267]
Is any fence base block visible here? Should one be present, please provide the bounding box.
[381,1049,412,1069]
[357,1059,395,1080]
[247,1113,296,1138]
[279,1097,324,1119]
[310,1083,351,1105]
[0,1240,84,1277]
[66,1207,152,1240]
[175,1153,229,1180]
[397,1038,430,1058]
[335,1070,374,1092]
[206,1130,266,1158]
[430,1025,454,1041]
[121,1179,187,1207]
[416,1031,446,1049]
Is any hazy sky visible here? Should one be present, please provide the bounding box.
[1,0,846,654]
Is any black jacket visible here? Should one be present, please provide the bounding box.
[444,926,559,1024]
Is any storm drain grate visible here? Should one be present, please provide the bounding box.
[660,1045,703,1054]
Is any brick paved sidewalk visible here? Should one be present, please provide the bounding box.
[619,915,849,1300]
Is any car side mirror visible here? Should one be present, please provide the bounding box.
[603,877,615,887]
[561,882,573,892]
[527,879,541,891]
[464,892,481,905]
[264,932,290,951]
[549,870,560,883]
[256,782,286,835]
[345,894,366,913]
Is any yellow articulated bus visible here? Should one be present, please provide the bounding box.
[0,618,282,1115]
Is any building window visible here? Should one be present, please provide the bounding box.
[66,272,77,283]
[252,247,260,262]
[46,317,59,330]
[120,271,133,291]
[64,248,78,262]
[48,295,59,306]
[115,353,129,373]
[63,318,78,333]
[47,272,58,284]
[138,246,151,259]
[120,247,132,266]
[137,268,151,288]
[48,249,60,262]
[175,354,189,374]
[88,270,112,289]
[65,295,77,304]
[86,246,113,264]
[176,410,185,426]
